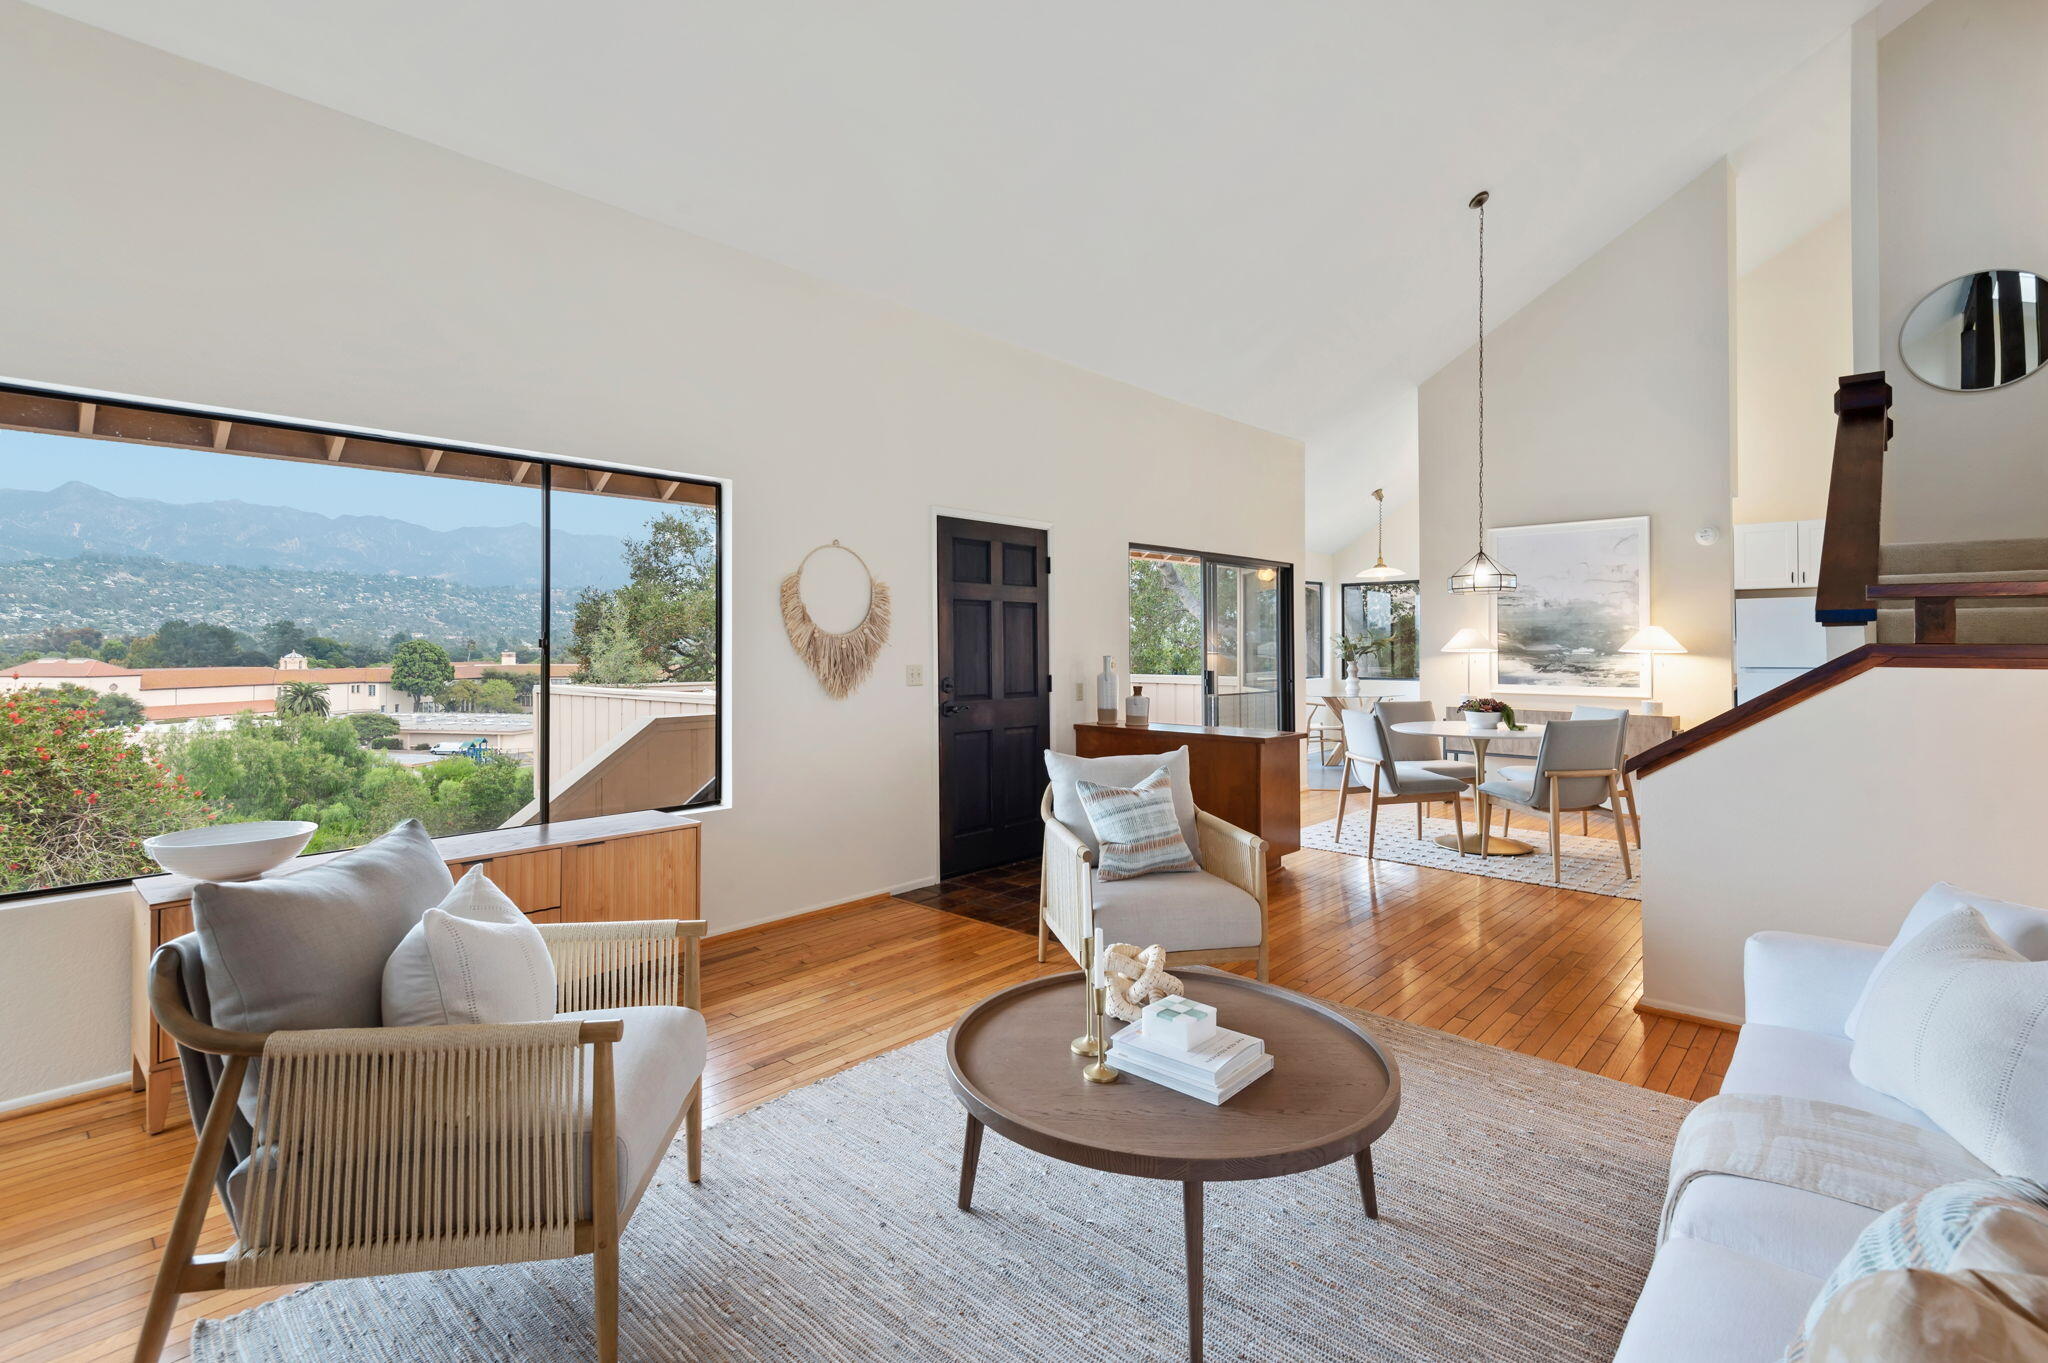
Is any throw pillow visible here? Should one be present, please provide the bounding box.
[1847,882,2048,1038]
[1785,1177,2048,1361]
[383,866,558,1027]
[1794,1269,2048,1363]
[1851,909,2048,1182]
[192,818,455,1034]
[1076,766,1200,881]
[1045,747,1201,867]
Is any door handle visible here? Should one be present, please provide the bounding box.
[940,701,970,717]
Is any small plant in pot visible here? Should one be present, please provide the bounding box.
[1458,696,1523,731]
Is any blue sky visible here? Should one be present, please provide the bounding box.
[0,428,693,540]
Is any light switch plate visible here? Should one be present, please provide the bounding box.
[1074,682,1085,702]
[906,664,925,686]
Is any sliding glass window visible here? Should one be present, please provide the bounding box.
[1128,545,1292,729]
[0,383,721,899]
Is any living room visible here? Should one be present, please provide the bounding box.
[3,1,2046,1361]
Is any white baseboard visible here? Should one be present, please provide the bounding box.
[1636,996,1746,1028]
[0,1069,129,1116]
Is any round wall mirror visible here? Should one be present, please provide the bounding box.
[1900,270,2046,391]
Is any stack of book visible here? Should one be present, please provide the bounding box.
[1109,1000,1273,1105]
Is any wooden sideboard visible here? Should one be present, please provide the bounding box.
[129,811,701,1134]
[1073,721,1305,872]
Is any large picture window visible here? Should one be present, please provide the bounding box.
[0,383,722,899]
[1338,580,1419,682]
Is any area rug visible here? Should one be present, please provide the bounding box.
[1303,812,1642,900]
[191,1010,1687,1362]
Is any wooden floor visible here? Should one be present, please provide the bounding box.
[0,785,1729,1362]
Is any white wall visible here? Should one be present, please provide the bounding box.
[1418,165,1737,729]
[0,5,1303,1107]
[1637,664,2048,1022]
[1735,212,1854,525]
[1879,0,2048,544]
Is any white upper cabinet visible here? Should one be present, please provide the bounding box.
[1735,520,1825,589]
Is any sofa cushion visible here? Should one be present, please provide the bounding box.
[1091,869,1260,954]
[1666,1173,1885,1280]
[1722,1024,1939,1132]
[382,867,558,1027]
[1046,748,1199,866]
[193,819,455,1035]
[1852,909,2048,1181]
[1075,767,1200,881]
[1846,882,2048,1037]
[1613,1235,1821,1363]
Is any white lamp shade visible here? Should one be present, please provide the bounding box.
[1441,628,1495,654]
[1618,625,1686,655]
[1354,561,1410,581]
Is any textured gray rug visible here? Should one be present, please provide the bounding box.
[1303,813,1643,900]
[192,1009,1687,1362]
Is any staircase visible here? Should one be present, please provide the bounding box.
[1874,539,2048,644]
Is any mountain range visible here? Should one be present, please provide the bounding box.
[0,482,632,589]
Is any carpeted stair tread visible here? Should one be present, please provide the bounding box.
[1880,537,2048,576]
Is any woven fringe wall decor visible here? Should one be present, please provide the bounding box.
[782,541,891,698]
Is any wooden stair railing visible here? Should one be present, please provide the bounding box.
[1814,371,1893,627]
[1866,581,2048,644]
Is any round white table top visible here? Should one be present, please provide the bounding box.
[1389,719,1547,741]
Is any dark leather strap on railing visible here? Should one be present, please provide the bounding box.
[1814,371,1892,626]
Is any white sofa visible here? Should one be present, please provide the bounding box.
[1615,885,2048,1362]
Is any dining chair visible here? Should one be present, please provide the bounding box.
[1474,716,1631,883]
[1373,699,1478,784]
[1569,704,1642,846]
[1336,706,1469,857]
[1306,700,1345,767]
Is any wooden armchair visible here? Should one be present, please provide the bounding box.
[1038,787,1269,981]
[136,918,707,1363]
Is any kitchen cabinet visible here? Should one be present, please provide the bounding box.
[1735,519,1825,589]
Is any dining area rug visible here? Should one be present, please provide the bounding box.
[1301,810,1642,899]
[189,1009,1684,1362]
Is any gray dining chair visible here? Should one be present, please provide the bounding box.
[1475,716,1632,882]
[1336,706,1469,857]
[1373,699,1478,784]
[1569,704,1641,847]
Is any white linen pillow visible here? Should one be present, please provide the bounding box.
[382,867,557,1027]
[1850,907,2048,1182]
[1847,882,2048,1038]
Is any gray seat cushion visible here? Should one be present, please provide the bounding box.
[1419,759,1477,781]
[1046,747,1200,865]
[1091,869,1260,953]
[225,1004,707,1234]
[1383,761,1467,795]
[194,819,455,1035]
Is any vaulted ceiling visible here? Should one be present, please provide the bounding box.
[34,0,1883,546]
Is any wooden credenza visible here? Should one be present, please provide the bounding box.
[129,811,701,1133]
[1073,721,1305,873]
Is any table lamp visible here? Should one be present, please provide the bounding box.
[1618,625,1686,715]
[1441,627,1496,700]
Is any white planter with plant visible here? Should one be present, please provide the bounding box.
[1457,697,1521,731]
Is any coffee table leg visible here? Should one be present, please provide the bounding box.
[1183,1180,1204,1363]
[958,1113,983,1211]
[1354,1145,1379,1220]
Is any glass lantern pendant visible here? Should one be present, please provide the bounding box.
[1449,189,1516,596]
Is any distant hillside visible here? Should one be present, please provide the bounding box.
[0,482,635,589]
[0,553,558,646]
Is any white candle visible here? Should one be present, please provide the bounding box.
[1092,927,1105,981]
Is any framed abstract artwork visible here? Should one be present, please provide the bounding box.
[1487,516,1650,696]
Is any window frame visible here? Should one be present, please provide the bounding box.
[1337,578,1421,683]
[0,376,726,904]
[1127,542,1295,730]
[1304,580,1325,679]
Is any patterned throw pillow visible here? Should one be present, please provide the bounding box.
[1075,766,1199,881]
[1798,1269,2048,1362]
[1785,1177,2048,1361]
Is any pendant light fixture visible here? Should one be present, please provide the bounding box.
[1354,487,1407,581]
[1449,189,1517,595]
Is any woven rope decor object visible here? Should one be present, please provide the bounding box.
[781,541,891,698]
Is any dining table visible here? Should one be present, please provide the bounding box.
[1388,719,1548,857]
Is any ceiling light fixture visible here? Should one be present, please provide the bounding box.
[1354,488,1408,581]
[1449,189,1517,596]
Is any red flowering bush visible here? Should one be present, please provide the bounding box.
[0,693,215,893]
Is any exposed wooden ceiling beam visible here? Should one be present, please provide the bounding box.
[589,470,612,493]
[325,434,346,461]
[76,403,96,435]
[421,449,443,473]
[509,461,533,485]
[211,420,232,449]
[659,480,679,502]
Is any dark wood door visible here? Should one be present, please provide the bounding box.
[937,516,1050,878]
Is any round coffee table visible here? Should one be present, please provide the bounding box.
[945,968,1400,1362]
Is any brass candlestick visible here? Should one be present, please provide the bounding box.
[1071,936,1102,1057]
[1081,975,1120,1085]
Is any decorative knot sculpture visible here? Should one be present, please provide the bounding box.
[1097,942,1182,1023]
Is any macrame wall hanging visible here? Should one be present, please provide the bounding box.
[781,540,891,698]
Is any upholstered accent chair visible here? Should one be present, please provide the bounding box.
[1475,715,1632,882]
[1333,706,1470,858]
[136,898,705,1363]
[1039,748,1269,980]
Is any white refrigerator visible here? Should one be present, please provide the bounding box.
[1735,595,1828,703]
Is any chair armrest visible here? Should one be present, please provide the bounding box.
[539,919,703,1011]
[1196,810,1267,910]
[1041,796,1093,963]
[1743,931,1885,1036]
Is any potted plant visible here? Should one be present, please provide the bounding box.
[1457,696,1523,731]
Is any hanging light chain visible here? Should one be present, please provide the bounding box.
[1475,192,1486,555]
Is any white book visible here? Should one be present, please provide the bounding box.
[1111,1024,1264,1084]
[1111,1048,1274,1106]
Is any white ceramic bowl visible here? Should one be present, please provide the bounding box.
[143,820,318,881]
